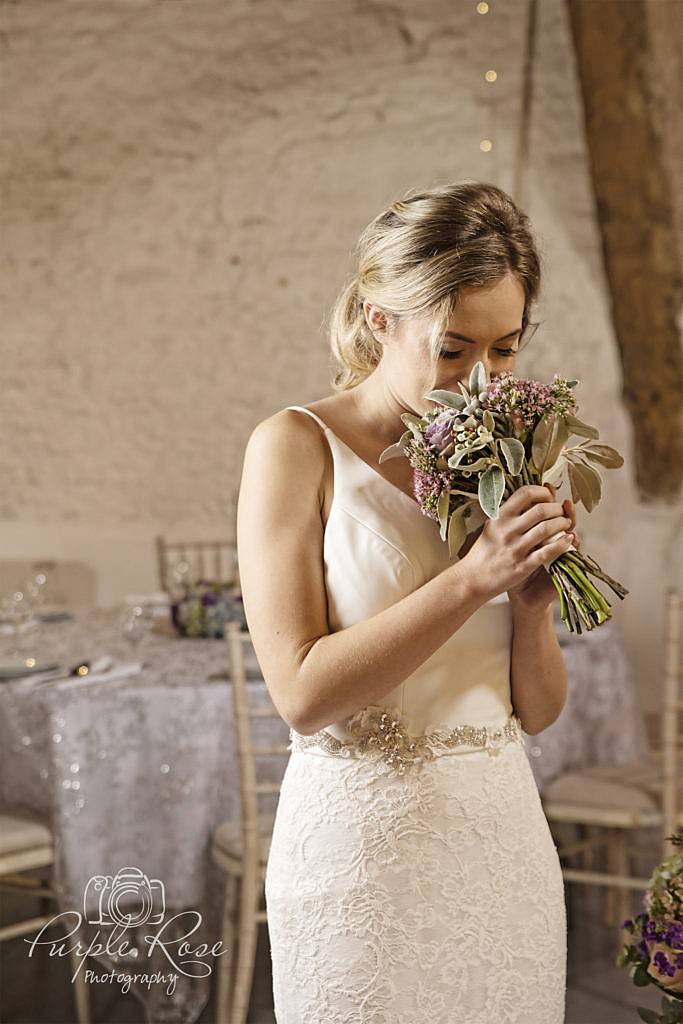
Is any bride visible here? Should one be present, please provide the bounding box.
[236,181,575,1022]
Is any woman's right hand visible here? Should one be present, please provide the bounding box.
[458,484,574,601]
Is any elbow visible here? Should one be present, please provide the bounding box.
[288,701,322,737]
[518,705,564,737]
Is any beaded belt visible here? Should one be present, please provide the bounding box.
[288,705,524,776]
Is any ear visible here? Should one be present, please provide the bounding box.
[363,301,390,342]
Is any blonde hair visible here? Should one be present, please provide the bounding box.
[327,181,543,395]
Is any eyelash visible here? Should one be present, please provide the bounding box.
[439,348,518,360]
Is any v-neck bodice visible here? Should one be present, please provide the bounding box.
[284,404,513,736]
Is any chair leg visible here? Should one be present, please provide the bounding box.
[229,868,262,1024]
[68,948,91,1024]
[612,830,633,927]
[215,873,238,1024]
[576,823,588,869]
[605,828,625,928]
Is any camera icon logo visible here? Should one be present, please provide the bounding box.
[84,866,166,928]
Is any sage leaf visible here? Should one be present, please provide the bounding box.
[497,437,525,476]
[564,413,599,440]
[424,389,467,411]
[469,360,488,397]
[447,502,471,557]
[378,429,413,464]
[482,410,495,432]
[478,464,505,519]
[577,442,624,469]
[437,488,451,541]
[399,412,425,437]
[568,460,602,512]
[531,413,569,476]
[447,449,469,469]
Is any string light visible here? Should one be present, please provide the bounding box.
[476,2,494,155]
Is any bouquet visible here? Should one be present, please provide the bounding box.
[616,832,683,1023]
[171,579,247,638]
[379,360,629,633]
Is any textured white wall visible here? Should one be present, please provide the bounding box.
[1,0,680,712]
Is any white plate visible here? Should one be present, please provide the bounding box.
[0,661,61,680]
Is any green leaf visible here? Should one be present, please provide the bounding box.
[636,1009,661,1024]
[497,437,525,476]
[437,488,451,541]
[478,464,505,519]
[541,454,566,487]
[447,501,472,557]
[531,413,569,476]
[469,360,488,397]
[482,409,495,431]
[564,413,600,440]
[634,964,653,987]
[662,994,683,1023]
[424,389,468,411]
[399,412,424,438]
[568,460,602,512]
[578,442,624,469]
[447,449,469,469]
[460,457,492,473]
[378,429,413,464]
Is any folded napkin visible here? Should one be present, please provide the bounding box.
[52,660,144,686]
[21,657,144,688]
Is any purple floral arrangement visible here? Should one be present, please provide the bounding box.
[379,359,628,633]
[171,580,246,638]
[617,832,683,1023]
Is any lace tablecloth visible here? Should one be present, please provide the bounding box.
[0,607,648,1023]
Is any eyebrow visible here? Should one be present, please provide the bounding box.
[443,329,522,344]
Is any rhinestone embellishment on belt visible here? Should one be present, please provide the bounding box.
[288,705,524,775]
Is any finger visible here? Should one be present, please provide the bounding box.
[562,498,576,530]
[516,500,568,535]
[528,529,574,569]
[499,484,554,518]
[521,516,573,555]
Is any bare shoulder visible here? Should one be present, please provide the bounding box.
[247,405,328,470]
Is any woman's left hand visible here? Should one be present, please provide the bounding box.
[506,483,581,615]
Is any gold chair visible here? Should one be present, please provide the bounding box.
[155,536,238,593]
[0,813,91,1022]
[210,621,290,1024]
[541,586,682,938]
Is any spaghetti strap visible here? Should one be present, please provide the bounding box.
[284,405,330,434]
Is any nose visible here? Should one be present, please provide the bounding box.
[460,355,494,384]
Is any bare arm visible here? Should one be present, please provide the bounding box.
[236,410,491,736]
[509,604,568,735]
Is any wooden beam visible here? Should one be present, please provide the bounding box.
[566,0,683,500]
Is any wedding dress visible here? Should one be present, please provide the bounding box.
[263,405,567,1024]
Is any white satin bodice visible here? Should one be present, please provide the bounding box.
[285,405,515,739]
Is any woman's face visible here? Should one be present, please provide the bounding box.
[366,273,527,415]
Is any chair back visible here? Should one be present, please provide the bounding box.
[225,621,290,858]
[661,586,682,855]
[156,536,238,593]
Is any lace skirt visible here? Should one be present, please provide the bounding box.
[264,727,567,1024]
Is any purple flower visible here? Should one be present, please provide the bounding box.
[424,410,458,454]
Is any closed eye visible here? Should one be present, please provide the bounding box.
[439,348,518,360]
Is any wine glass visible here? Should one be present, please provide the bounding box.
[3,590,41,666]
[29,561,66,614]
[119,604,154,654]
